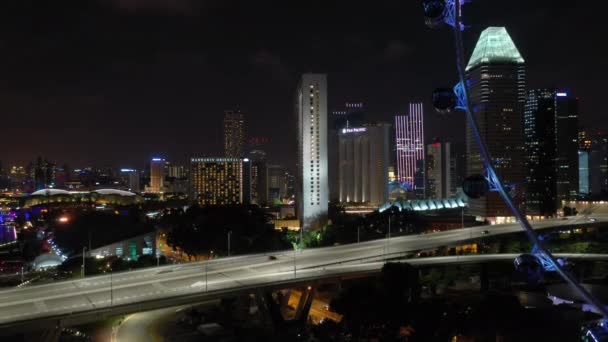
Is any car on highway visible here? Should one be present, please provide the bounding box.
[481,230,489,235]
[267,255,277,261]
[589,217,597,222]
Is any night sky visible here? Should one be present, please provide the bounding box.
[0,0,602,169]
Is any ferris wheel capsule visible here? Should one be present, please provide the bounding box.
[462,174,489,199]
[422,0,446,29]
[432,88,457,113]
[514,254,544,284]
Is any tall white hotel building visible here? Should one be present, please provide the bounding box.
[296,74,328,230]
[395,103,425,194]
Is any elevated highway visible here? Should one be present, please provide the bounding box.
[0,214,606,333]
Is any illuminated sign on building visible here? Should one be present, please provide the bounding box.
[556,92,568,97]
[341,127,367,134]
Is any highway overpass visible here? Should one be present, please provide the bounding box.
[0,214,606,333]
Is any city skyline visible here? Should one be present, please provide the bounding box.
[0,1,602,168]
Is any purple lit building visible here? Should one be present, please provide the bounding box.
[395,103,425,197]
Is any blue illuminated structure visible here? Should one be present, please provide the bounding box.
[429,0,608,318]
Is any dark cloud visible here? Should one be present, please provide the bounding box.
[0,0,602,168]
[249,49,291,81]
[383,40,414,63]
[102,0,197,13]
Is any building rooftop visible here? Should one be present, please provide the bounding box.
[30,188,136,197]
[30,189,72,196]
[92,189,136,196]
[466,27,524,71]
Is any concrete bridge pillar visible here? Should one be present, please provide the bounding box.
[254,290,277,333]
[279,289,292,319]
[294,286,315,323]
[480,263,489,292]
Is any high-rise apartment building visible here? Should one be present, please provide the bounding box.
[189,157,251,206]
[395,103,425,196]
[147,158,165,193]
[224,110,245,158]
[426,141,452,199]
[466,27,526,223]
[524,90,579,216]
[295,73,328,229]
[338,123,390,207]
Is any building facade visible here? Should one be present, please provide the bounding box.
[466,27,526,223]
[189,157,251,206]
[224,110,245,158]
[249,150,268,206]
[524,90,557,217]
[395,103,425,196]
[148,158,165,193]
[328,102,365,202]
[589,133,608,196]
[579,151,589,196]
[338,123,390,207]
[295,73,328,229]
[426,142,452,199]
[524,89,579,216]
[267,165,287,204]
[120,168,140,193]
[166,164,187,179]
[554,92,580,202]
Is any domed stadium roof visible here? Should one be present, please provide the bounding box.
[30,189,72,196]
[33,253,64,270]
[92,189,136,196]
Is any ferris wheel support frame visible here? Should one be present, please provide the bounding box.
[447,0,608,318]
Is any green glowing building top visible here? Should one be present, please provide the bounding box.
[466,27,524,71]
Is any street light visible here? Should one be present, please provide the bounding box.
[81,247,86,278]
[156,242,163,267]
[386,213,392,257]
[293,235,299,279]
[227,231,232,257]
[107,263,113,306]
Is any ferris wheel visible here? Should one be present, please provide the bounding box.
[421,0,608,320]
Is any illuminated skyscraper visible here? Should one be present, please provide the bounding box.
[329,102,366,202]
[466,27,526,222]
[148,158,164,193]
[395,103,425,195]
[338,123,390,207]
[554,92,579,202]
[524,89,578,216]
[224,110,245,158]
[295,73,328,229]
[579,151,589,196]
[189,157,251,205]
